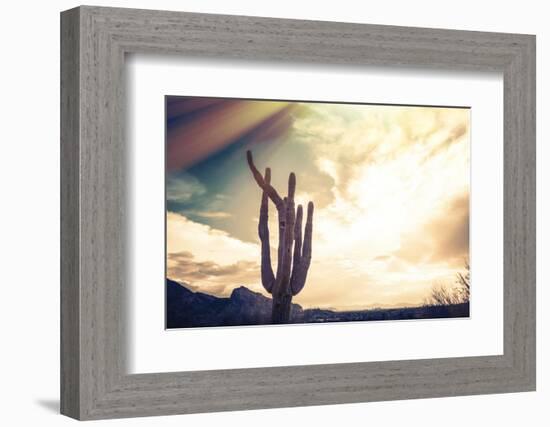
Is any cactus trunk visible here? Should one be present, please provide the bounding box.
[247,150,314,324]
[272,294,293,324]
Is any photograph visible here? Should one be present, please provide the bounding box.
[165,96,471,329]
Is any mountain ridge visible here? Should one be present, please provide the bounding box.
[166,279,469,329]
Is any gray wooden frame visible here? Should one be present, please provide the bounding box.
[60,5,536,420]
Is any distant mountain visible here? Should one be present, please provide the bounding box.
[166,279,469,329]
[166,279,303,328]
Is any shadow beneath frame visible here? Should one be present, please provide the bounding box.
[35,399,59,414]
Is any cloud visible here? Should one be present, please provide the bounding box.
[185,210,232,219]
[421,121,469,163]
[393,192,469,267]
[291,105,469,203]
[424,193,469,263]
[167,211,259,263]
[166,173,206,203]
[168,251,260,296]
[167,212,264,296]
[167,173,236,232]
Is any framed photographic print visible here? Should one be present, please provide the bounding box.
[165,97,472,329]
[61,6,536,420]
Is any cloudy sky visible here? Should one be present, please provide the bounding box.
[166,96,470,310]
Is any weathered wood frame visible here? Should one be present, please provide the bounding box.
[60,5,536,420]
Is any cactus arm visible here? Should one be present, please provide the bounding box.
[291,201,314,296]
[247,150,284,209]
[279,173,296,292]
[291,204,303,276]
[273,199,285,293]
[303,201,314,263]
[258,168,275,293]
[271,174,297,323]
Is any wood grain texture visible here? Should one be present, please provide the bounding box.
[60,7,80,419]
[60,5,536,420]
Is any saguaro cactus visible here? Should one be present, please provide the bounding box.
[247,150,314,324]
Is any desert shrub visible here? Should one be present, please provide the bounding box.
[455,261,470,302]
[425,261,470,306]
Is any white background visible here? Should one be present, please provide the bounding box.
[128,56,503,373]
[0,1,547,426]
